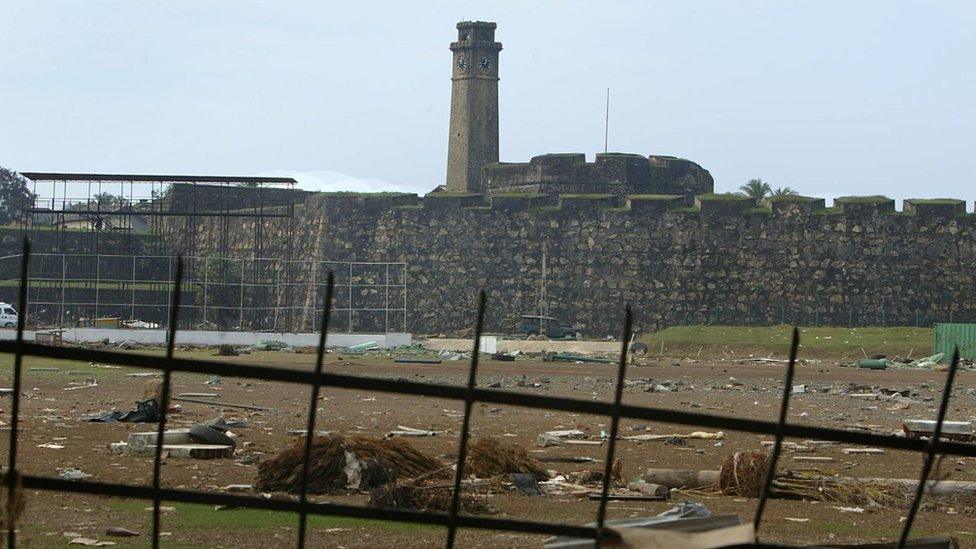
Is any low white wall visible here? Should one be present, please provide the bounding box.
[0,328,411,348]
[421,338,619,354]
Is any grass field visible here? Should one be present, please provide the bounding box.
[641,325,933,359]
[106,501,439,533]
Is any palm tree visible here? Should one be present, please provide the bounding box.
[772,186,798,197]
[739,179,771,200]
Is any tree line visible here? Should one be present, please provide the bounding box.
[739,178,798,201]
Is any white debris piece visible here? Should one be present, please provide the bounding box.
[842,448,886,455]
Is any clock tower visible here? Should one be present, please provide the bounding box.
[445,21,502,193]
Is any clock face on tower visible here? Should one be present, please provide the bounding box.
[456,55,467,71]
[478,55,492,72]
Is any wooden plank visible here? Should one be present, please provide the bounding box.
[172,396,274,411]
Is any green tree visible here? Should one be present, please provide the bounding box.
[772,186,799,197]
[0,167,35,226]
[739,178,772,200]
[93,192,118,208]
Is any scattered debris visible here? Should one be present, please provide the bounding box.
[386,425,439,438]
[171,396,274,411]
[550,353,614,364]
[346,341,379,354]
[147,444,233,459]
[216,344,239,356]
[856,353,948,371]
[626,480,670,499]
[629,341,649,354]
[760,441,811,452]
[843,448,886,455]
[542,502,746,549]
[510,473,543,495]
[221,484,253,492]
[121,320,159,329]
[112,429,234,459]
[89,399,160,423]
[189,423,237,448]
[437,349,470,361]
[537,456,599,464]
[68,538,116,547]
[105,527,140,538]
[59,468,92,481]
[251,340,290,351]
[586,492,667,502]
[902,420,973,441]
[623,431,724,442]
[393,357,442,364]
[566,459,621,485]
[543,429,585,439]
[565,440,603,446]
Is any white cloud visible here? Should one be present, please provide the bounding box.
[257,169,428,195]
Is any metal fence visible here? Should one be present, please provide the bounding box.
[1,238,974,548]
[0,252,407,334]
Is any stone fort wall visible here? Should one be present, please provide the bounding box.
[181,193,976,336]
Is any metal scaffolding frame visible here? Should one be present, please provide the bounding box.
[0,252,407,334]
[17,172,299,260]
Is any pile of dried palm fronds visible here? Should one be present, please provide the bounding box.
[466,438,549,480]
[772,470,908,507]
[257,435,442,494]
[369,481,491,514]
[712,450,974,511]
[719,450,768,497]
[718,449,907,507]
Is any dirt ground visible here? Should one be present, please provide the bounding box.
[1,347,975,548]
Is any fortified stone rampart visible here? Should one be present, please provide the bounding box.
[180,192,976,336]
[485,153,714,197]
[163,183,311,213]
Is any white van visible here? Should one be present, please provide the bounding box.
[0,303,18,328]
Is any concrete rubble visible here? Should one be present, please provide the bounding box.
[111,428,236,459]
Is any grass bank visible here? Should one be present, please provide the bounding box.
[640,325,933,360]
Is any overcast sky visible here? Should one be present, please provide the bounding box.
[3,1,974,202]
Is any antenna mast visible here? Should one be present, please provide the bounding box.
[604,88,610,153]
